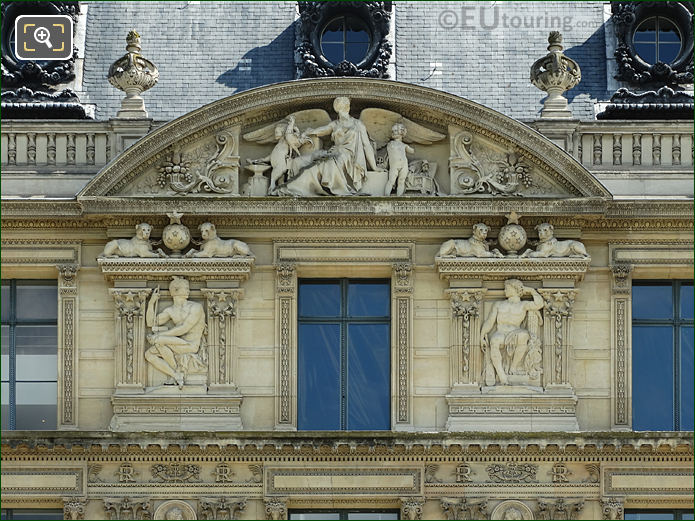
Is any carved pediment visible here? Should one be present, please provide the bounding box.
[78,79,610,207]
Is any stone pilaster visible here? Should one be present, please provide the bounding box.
[447,288,486,390]
[109,288,152,393]
[601,497,625,520]
[265,498,288,520]
[201,288,243,393]
[275,263,297,430]
[393,262,413,428]
[63,497,87,520]
[610,263,633,429]
[57,264,79,429]
[400,497,424,520]
[539,288,578,389]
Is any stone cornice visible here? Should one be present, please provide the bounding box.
[1,430,692,453]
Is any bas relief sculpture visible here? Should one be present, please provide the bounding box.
[145,277,207,389]
[243,97,446,196]
[480,279,544,387]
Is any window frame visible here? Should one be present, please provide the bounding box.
[625,508,695,520]
[288,509,400,520]
[1,279,59,431]
[297,278,391,431]
[631,280,693,431]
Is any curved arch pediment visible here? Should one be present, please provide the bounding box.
[78,79,610,205]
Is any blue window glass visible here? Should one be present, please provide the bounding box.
[1,509,64,520]
[320,16,371,65]
[632,281,693,431]
[1,280,58,431]
[626,510,694,520]
[298,279,390,431]
[289,511,399,520]
[633,16,683,65]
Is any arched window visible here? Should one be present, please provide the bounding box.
[320,16,371,66]
[633,16,682,64]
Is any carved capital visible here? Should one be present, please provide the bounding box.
[441,498,489,520]
[600,497,624,520]
[393,262,413,294]
[264,498,288,520]
[610,263,633,295]
[103,497,151,520]
[63,497,87,520]
[202,289,240,318]
[110,289,151,319]
[539,288,577,317]
[200,497,247,520]
[536,498,584,521]
[400,497,424,520]
[58,263,79,288]
[275,263,296,296]
[448,288,485,318]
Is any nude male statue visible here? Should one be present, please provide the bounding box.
[480,279,544,386]
[145,277,206,388]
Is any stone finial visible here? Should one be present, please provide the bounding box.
[530,31,581,119]
[108,30,159,119]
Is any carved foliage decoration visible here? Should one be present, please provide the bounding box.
[103,497,151,520]
[264,498,287,521]
[536,498,584,521]
[611,1,694,85]
[200,497,246,520]
[202,288,242,388]
[150,463,200,483]
[600,497,624,520]
[297,1,392,78]
[449,289,485,384]
[539,289,577,386]
[63,497,87,520]
[276,263,296,425]
[440,498,489,520]
[400,497,424,521]
[110,289,151,388]
[487,463,538,483]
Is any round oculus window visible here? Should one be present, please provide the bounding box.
[320,16,371,66]
[633,16,682,65]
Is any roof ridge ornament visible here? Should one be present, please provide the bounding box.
[108,30,159,119]
[530,32,582,119]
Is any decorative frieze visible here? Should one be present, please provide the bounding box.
[487,463,538,483]
[150,463,200,483]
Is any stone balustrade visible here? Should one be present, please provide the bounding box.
[3,119,691,176]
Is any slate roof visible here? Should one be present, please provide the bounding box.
[81,1,610,121]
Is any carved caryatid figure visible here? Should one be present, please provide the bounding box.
[437,223,503,258]
[244,97,445,196]
[145,277,206,388]
[185,222,253,258]
[480,279,544,386]
[521,223,590,259]
[99,222,164,258]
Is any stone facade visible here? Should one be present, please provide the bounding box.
[1,3,693,519]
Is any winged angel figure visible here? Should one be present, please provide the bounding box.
[243,97,445,196]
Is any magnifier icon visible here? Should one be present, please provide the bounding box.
[33,26,52,48]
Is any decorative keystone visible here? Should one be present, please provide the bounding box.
[530,32,581,119]
[108,30,159,119]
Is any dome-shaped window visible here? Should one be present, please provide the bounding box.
[633,16,682,64]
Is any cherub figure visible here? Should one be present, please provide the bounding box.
[384,123,415,196]
[248,115,308,192]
